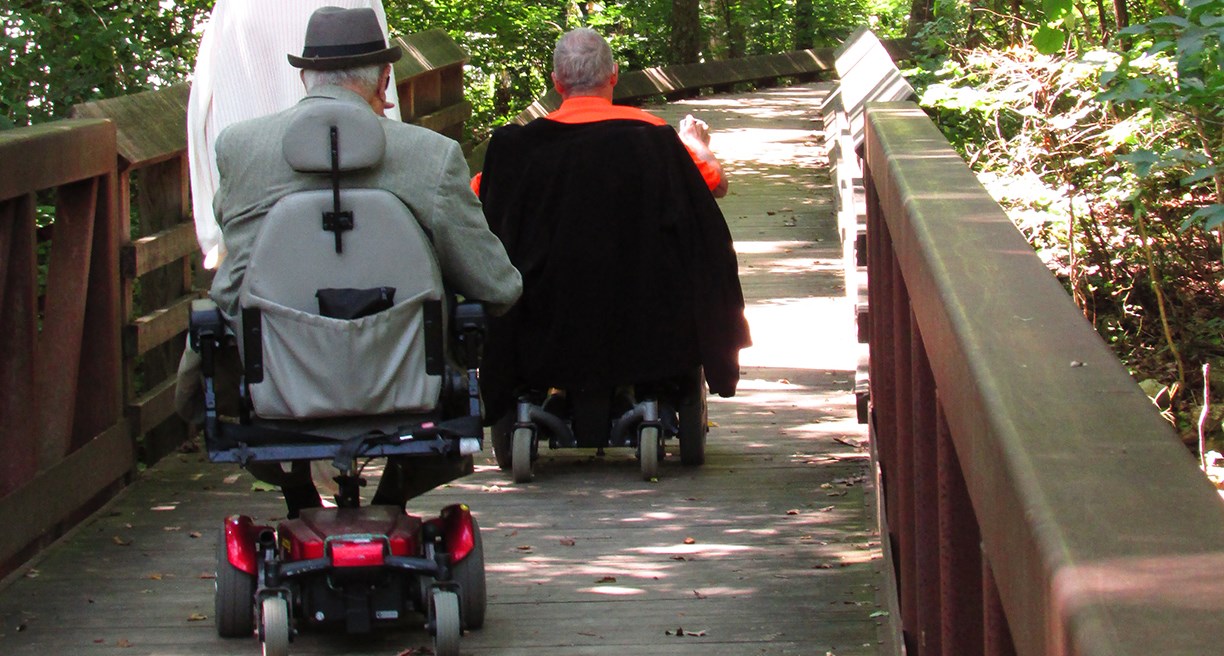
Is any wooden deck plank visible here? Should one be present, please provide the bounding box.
[0,83,888,656]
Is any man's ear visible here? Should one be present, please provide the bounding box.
[551,71,565,95]
[609,62,619,87]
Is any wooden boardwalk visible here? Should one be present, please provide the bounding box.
[0,83,889,655]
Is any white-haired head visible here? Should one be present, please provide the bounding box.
[552,28,616,95]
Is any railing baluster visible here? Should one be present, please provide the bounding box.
[911,315,941,655]
[937,401,983,653]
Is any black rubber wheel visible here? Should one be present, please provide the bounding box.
[215,531,256,638]
[491,412,513,471]
[678,369,708,466]
[451,516,487,630]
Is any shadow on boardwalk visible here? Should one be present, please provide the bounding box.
[0,83,888,656]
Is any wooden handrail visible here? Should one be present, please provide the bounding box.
[0,119,129,575]
[863,101,1224,655]
[0,29,473,580]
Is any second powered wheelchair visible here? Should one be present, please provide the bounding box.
[188,97,490,656]
[490,366,709,483]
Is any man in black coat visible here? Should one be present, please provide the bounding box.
[476,28,750,425]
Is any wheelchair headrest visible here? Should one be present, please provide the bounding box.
[281,98,386,173]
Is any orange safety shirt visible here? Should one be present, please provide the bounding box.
[471,96,723,195]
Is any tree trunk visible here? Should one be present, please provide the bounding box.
[906,0,935,39]
[720,0,746,59]
[670,0,702,64]
[1095,0,1111,44]
[1113,0,1131,48]
[794,0,815,49]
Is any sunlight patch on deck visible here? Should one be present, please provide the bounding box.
[739,297,856,370]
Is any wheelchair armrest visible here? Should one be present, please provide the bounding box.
[188,299,224,353]
[453,300,487,335]
[452,301,487,370]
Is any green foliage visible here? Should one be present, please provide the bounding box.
[1,1,212,127]
[910,0,1224,445]
[1098,0,1224,231]
[383,0,903,137]
[3,0,909,139]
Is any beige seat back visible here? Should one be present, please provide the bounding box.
[239,98,444,419]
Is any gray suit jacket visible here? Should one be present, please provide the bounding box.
[209,85,521,319]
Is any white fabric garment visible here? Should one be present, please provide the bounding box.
[186,0,402,269]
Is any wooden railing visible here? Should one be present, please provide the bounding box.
[0,29,471,579]
[863,101,1224,655]
[0,120,127,576]
[466,44,857,172]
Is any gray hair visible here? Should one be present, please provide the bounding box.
[552,28,615,94]
[302,64,384,95]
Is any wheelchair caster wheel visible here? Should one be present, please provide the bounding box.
[512,426,535,483]
[431,589,461,656]
[260,596,290,656]
[639,425,660,480]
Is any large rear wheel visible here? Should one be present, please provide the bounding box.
[678,370,708,466]
[491,412,513,471]
[215,532,256,638]
[451,517,487,630]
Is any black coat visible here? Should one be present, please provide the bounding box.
[477,118,750,421]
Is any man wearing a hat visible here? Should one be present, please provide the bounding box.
[180,6,522,517]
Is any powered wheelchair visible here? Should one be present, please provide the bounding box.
[188,98,487,656]
[491,369,709,483]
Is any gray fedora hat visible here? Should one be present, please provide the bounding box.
[288,7,402,70]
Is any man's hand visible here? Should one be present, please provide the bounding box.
[678,114,711,146]
[676,114,728,198]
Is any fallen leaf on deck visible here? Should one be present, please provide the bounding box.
[683,537,696,544]
[251,481,277,492]
[596,576,617,583]
[112,536,132,547]
[786,509,800,515]
[670,555,688,561]
[117,638,132,647]
[516,545,533,552]
[667,627,707,637]
[23,569,38,579]
[146,573,163,581]
[199,573,216,580]
[187,613,207,622]
[826,491,848,497]
[189,531,202,538]
[162,526,182,532]
[819,505,835,512]
[692,590,707,599]
[559,538,576,546]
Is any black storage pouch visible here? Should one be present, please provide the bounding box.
[316,287,396,320]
